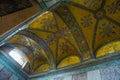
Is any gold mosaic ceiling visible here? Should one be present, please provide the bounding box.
[2,0,120,75]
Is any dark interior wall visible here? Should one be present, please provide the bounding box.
[0,0,41,35]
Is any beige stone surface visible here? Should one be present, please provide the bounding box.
[0,0,41,35]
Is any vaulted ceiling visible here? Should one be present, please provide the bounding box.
[1,0,120,76]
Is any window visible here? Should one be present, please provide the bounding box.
[9,48,28,68]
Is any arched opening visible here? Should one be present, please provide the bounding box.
[34,63,50,74]
[8,47,29,68]
[57,56,80,68]
[96,41,120,57]
[0,44,30,69]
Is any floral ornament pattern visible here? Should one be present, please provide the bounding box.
[59,27,71,37]
[107,0,120,14]
[59,42,70,54]
[45,34,56,45]
[34,51,44,61]
[112,25,120,35]
[28,40,44,61]
[81,14,93,28]
[84,0,101,9]
[41,18,56,30]
[100,23,115,38]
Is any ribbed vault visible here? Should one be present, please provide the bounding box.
[0,0,120,76]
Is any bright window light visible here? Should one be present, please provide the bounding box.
[9,48,28,68]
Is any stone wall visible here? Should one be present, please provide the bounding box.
[0,62,19,80]
[50,64,120,80]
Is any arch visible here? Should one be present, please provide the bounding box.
[0,43,30,69]
[5,43,32,53]
[34,63,50,74]
[96,40,120,57]
[18,29,55,69]
[5,43,34,71]
[57,55,80,68]
[3,33,51,74]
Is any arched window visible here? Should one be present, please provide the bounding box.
[0,44,30,69]
[8,47,29,68]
